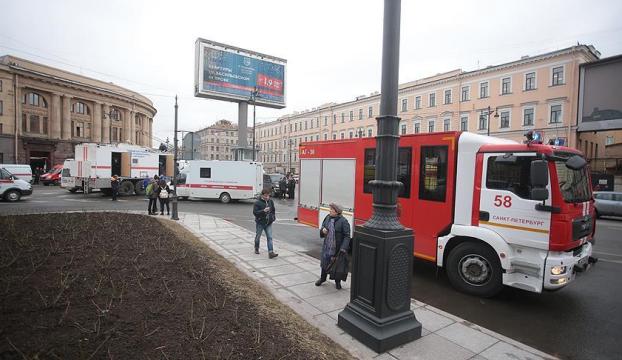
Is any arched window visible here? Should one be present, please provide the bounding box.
[110,108,121,121]
[72,102,90,115]
[23,92,48,108]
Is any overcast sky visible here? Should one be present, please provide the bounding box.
[2,0,621,146]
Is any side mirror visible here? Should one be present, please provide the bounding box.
[530,160,549,201]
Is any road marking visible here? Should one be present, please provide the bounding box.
[598,258,622,265]
[593,251,622,258]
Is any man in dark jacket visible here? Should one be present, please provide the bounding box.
[316,203,350,289]
[110,175,120,201]
[146,175,159,215]
[253,189,278,258]
[278,176,287,199]
[287,175,296,200]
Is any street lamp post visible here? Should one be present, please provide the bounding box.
[337,0,421,353]
[288,138,292,174]
[171,95,179,221]
[481,106,499,137]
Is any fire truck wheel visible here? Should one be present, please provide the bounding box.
[446,242,503,297]
[4,190,21,202]
[118,180,135,196]
[134,181,146,196]
[219,192,231,204]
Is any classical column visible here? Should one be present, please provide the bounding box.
[123,109,130,143]
[50,93,61,139]
[149,118,153,148]
[141,115,149,147]
[92,101,102,143]
[102,104,110,144]
[61,95,72,140]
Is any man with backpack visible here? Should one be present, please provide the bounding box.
[146,175,159,215]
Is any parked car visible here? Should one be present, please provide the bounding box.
[593,191,622,218]
[0,164,33,183]
[265,173,286,197]
[40,164,63,185]
[0,167,33,202]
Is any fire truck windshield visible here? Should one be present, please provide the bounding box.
[554,160,591,203]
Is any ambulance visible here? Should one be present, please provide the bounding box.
[175,160,264,203]
[297,131,596,296]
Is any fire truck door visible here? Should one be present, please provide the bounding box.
[479,153,551,250]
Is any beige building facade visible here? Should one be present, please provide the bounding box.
[183,119,253,161]
[256,45,606,175]
[0,55,156,169]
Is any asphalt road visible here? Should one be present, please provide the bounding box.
[2,185,621,360]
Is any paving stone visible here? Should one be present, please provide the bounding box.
[479,341,550,360]
[388,333,475,360]
[306,289,351,313]
[309,314,345,338]
[333,332,382,359]
[260,264,305,277]
[288,281,339,299]
[272,271,318,287]
[246,258,289,269]
[374,353,399,360]
[283,255,311,264]
[413,307,455,332]
[296,261,323,272]
[436,322,499,354]
[272,288,321,323]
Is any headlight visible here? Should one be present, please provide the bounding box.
[551,265,567,275]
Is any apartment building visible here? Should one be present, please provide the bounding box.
[256,44,602,175]
[182,119,253,161]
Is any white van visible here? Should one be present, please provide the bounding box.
[175,160,264,203]
[0,167,33,201]
[0,164,32,184]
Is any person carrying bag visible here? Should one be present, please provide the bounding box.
[315,203,351,289]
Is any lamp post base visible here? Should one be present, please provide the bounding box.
[337,225,421,353]
[170,194,179,221]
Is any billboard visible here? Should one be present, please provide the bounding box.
[577,55,622,132]
[195,38,287,109]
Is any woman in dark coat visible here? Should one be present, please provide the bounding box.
[315,203,351,289]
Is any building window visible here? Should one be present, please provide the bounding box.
[460,116,468,131]
[368,128,373,137]
[479,112,488,130]
[29,115,40,133]
[479,82,489,98]
[401,99,408,112]
[0,153,3,163]
[0,80,2,92]
[415,96,421,109]
[550,104,562,123]
[500,110,510,128]
[110,109,121,121]
[428,120,435,133]
[341,113,345,123]
[419,146,448,202]
[349,131,353,139]
[523,108,534,126]
[72,102,89,114]
[340,132,345,139]
[443,118,450,131]
[368,106,373,118]
[429,93,436,107]
[414,122,421,134]
[0,100,3,115]
[324,133,328,140]
[324,116,328,126]
[501,77,511,95]
[401,123,407,135]
[349,111,354,121]
[24,92,46,107]
[461,86,469,102]
[552,66,564,86]
[444,90,452,105]
[42,117,48,134]
[606,136,614,145]
[0,123,2,134]
[305,121,308,130]
[333,133,337,140]
[525,72,536,90]
[359,108,363,120]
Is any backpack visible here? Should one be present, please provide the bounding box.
[145,183,154,196]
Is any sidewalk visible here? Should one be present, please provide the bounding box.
[174,212,557,360]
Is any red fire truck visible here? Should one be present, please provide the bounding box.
[297,131,596,297]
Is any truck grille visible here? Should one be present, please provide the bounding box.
[572,215,592,241]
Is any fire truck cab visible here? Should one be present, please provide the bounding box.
[297,131,595,297]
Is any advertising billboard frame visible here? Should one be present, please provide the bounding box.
[194,38,287,109]
[577,54,622,132]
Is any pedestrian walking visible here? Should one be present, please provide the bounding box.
[146,175,159,215]
[279,176,287,199]
[315,203,351,290]
[156,179,171,215]
[287,174,296,200]
[33,167,41,184]
[110,175,120,201]
[253,189,278,258]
